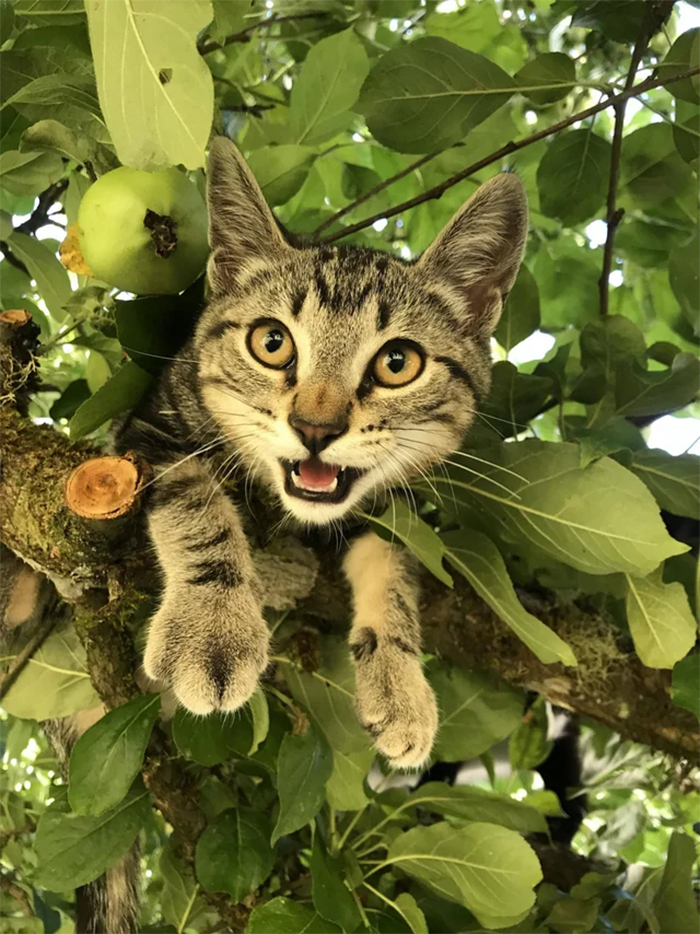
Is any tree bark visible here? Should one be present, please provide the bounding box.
[2,407,696,761]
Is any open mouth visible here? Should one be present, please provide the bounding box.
[281,457,365,504]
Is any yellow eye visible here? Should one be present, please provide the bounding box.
[373,341,424,387]
[248,320,295,369]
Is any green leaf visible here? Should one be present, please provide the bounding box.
[195,807,274,902]
[290,29,369,145]
[171,706,254,767]
[325,748,374,812]
[516,53,575,104]
[443,530,577,666]
[246,145,316,206]
[619,124,693,208]
[248,898,342,934]
[68,693,160,816]
[248,688,270,755]
[0,148,64,196]
[662,29,700,104]
[358,37,516,154]
[6,231,70,321]
[13,0,85,26]
[614,353,700,419]
[394,893,428,934]
[364,502,454,587]
[434,440,688,576]
[85,0,214,170]
[537,130,612,226]
[2,624,101,719]
[494,264,540,352]
[478,361,553,439]
[545,895,601,933]
[571,1,646,43]
[625,569,697,669]
[311,833,361,933]
[387,822,542,928]
[160,839,204,934]
[533,237,601,329]
[672,654,700,719]
[271,722,333,845]
[69,360,154,440]
[424,3,500,53]
[428,661,524,761]
[672,101,699,166]
[19,118,100,167]
[281,635,369,755]
[669,234,699,324]
[630,450,699,520]
[653,832,700,934]
[34,780,151,891]
[404,782,548,835]
[509,697,553,770]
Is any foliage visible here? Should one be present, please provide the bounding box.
[1,1,698,932]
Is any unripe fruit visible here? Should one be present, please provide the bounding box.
[78,167,209,295]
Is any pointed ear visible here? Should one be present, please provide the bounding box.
[416,173,528,338]
[206,136,291,295]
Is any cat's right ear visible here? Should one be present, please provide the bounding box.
[206,137,291,295]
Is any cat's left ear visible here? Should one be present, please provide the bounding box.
[416,173,528,338]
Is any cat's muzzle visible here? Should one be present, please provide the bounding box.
[281,457,365,504]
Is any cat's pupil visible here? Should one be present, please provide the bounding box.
[387,350,405,373]
[264,330,284,353]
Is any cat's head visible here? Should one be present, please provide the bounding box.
[195,137,527,525]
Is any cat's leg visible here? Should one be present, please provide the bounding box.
[344,531,438,769]
[144,459,269,714]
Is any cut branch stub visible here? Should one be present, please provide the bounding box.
[65,453,150,521]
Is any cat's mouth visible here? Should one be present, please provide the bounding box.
[281,457,365,504]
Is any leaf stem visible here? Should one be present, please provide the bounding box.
[336,804,368,852]
[321,64,700,245]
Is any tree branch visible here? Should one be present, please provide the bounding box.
[15,179,69,236]
[198,12,329,56]
[322,65,700,244]
[598,4,661,315]
[0,241,29,276]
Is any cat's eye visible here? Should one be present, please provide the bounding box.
[248,320,295,369]
[372,340,424,388]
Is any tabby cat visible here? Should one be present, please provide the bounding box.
[117,137,527,768]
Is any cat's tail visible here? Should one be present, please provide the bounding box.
[2,545,141,934]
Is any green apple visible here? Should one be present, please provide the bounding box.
[78,167,209,295]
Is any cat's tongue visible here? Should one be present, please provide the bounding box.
[297,457,340,490]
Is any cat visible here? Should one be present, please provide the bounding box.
[116,136,527,769]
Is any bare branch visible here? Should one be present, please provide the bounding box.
[322,65,700,244]
[198,12,329,56]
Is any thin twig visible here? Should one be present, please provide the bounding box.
[0,241,29,276]
[322,65,700,244]
[0,875,33,917]
[198,12,329,55]
[598,8,654,315]
[15,178,69,235]
[0,612,57,700]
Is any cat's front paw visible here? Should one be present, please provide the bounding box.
[351,627,438,769]
[143,587,270,715]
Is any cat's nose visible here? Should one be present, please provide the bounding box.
[288,414,347,456]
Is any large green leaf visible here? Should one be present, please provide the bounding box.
[248,898,341,934]
[2,625,101,719]
[325,748,374,812]
[387,822,542,929]
[13,0,85,26]
[618,124,693,208]
[443,530,577,666]
[661,29,700,104]
[424,3,500,53]
[653,833,700,934]
[310,833,361,933]
[433,440,687,576]
[537,130,612,226]
[0,148,64,197]
[672,654,700,719]
[403,782,548,835]
[364,501,454,587]
[625,569,696,669]
[271,722,333,845]
[6,231,70,321]
[281,635,368,755]
[669,234,699,325]
[571,1,646,42]
[290,29,369,145]
[614,354,700,419]
[160,839,205,934]
[427,662,523,761]
[478,362,553,439]
[630,451,699,520]
[247,145,316,206]
[493,263,540,352]
[171,705,255,766]
[34,780,151,891]
[68,693,160,816]
[358,37,516,153]
[85,0,214,170]
[533,237,601,329]
[69,360,154,440]
[195,807,274,902]
[516,52,576,104]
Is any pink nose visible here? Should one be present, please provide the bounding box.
[288,415,347,455]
